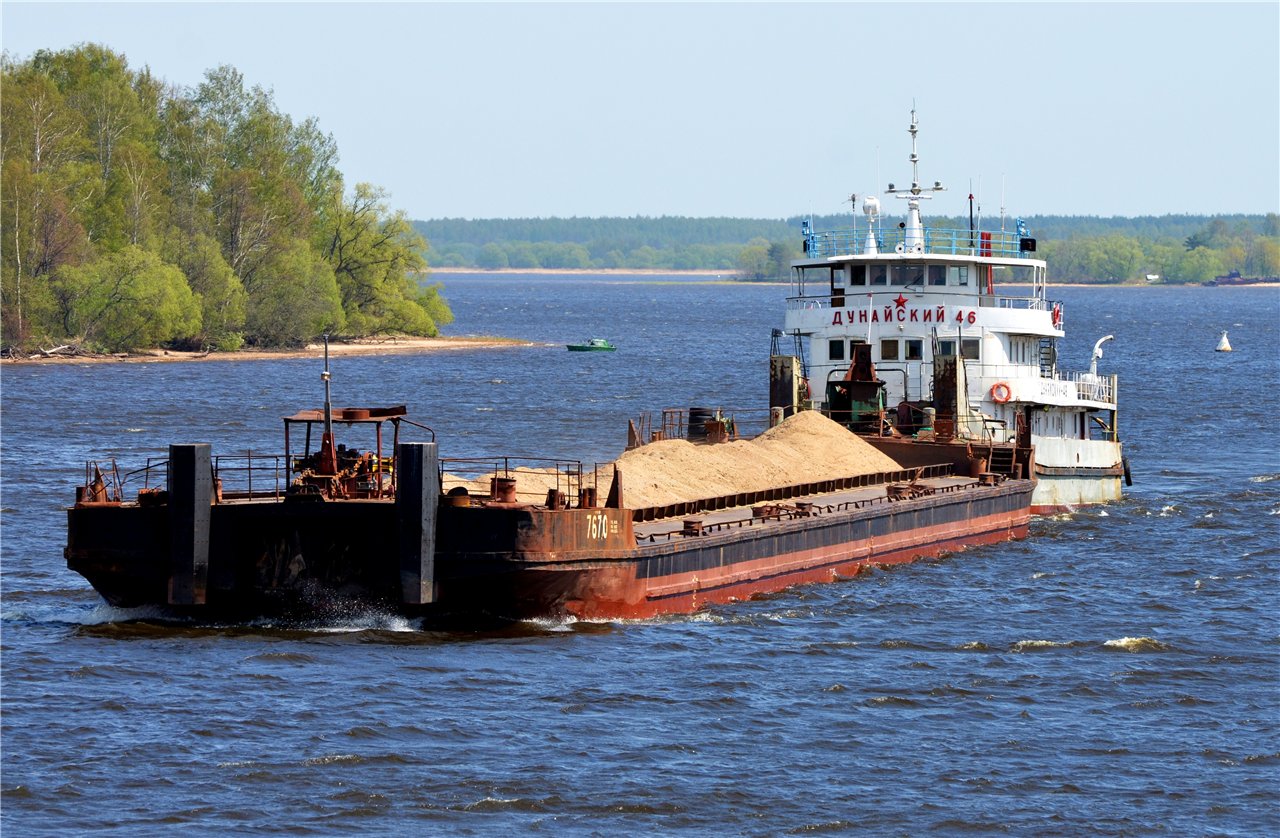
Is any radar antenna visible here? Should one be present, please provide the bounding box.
[886,107,945,254]
[862,194,881,255]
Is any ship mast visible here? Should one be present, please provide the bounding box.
[318,333,338,474]
[886,107,945,254]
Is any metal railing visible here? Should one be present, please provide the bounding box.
[964,364,1116,404]
[213,452,287,500]
[440,456,591,506]
[805,226,1035,260]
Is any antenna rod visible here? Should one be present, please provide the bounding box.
[969,186,975,250]
[322,333,333,440]
[317,332,338,475]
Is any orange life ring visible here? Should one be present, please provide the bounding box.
[1051,303,1063,328]
[991,382,1013,404]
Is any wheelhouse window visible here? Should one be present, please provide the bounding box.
[905,339,923,360]
[869,265,888,285]
[799,266,833,293]
[891,265,923,286]
[949,266,969,286]
[828,339,845,361]
[961,338,981,360]
[880,339,900,361]
[928,265,946,285]
[850,264,867,286]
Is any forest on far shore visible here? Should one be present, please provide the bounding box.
[417,213,1279,285]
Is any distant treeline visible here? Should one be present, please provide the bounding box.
[1,45,451,353]
[417,213,1280,284]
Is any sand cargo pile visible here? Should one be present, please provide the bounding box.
[445,411,902,510]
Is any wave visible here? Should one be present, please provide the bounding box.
[864,695,920,707]
[1249,473,1280,483]
[1102,636,1170,653]
[244,651,318,664]
[289,612,423,633]
[1010,639,1081,652]
[303,754,365,766]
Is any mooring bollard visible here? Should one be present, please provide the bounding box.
[396,442,439,605]
[167,443,211,606]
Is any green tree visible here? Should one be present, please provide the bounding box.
[318,183,448,336]
[506,242,540,268]
[767,241,796,278]
[0,63,91,343]
[1087,235,1143,283]
[735,238,771,280]
[164,232,246,346]
[1174,246,1225,283]
[1247,236,1280,276]
[244,240,343,346]
[52,245,199,351]
[476,242,508,269]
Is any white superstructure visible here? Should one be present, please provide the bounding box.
[779,110,1124,511]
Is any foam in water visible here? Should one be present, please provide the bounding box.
[519,615,578,632]
[1103,636,1169,653]
[85,603,178,624]
[311,613,422,633]
[1011,639,1073,652]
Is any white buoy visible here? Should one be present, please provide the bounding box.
[1216,330,1232,352]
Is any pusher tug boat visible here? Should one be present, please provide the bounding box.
[769,109,1128,513]
[65,340,1033,623]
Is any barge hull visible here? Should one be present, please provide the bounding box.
[67,477,1032,622]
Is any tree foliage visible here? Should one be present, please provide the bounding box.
[1,46,450,352]
[52,246,200,351]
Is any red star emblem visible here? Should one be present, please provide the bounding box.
[893,294,909,308]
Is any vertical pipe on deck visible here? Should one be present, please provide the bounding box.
[396,442,439,605]
[167,443,212,606]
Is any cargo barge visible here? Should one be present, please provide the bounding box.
[65,353,1032,622]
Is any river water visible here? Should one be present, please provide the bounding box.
[2,276,1277,835]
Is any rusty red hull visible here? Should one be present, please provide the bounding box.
[571,508,1027,620]
[431,480,1031,620]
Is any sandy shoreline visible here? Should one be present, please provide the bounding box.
[1,336,537,366]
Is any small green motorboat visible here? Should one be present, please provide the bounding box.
[566,338,616,352]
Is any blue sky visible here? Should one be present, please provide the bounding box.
[4,2,1278,220]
